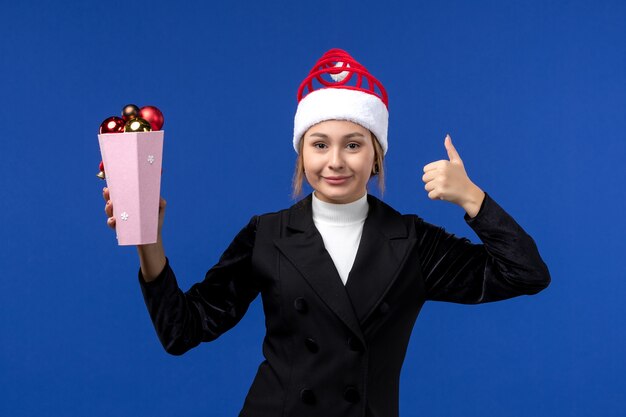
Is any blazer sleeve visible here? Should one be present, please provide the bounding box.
[138,215,261,355]
[417,192,551,303]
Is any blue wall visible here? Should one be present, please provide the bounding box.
[1,1,624,415]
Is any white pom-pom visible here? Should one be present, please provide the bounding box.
[330,62,350,82]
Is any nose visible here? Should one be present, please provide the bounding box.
[328,147,345,170]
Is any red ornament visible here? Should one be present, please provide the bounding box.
[99,161,105,171]
[139,105,164,131]
[99,116,125,134]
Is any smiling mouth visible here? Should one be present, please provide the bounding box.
[323,176,351,185]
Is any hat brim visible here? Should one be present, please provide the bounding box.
[293,88,388,154]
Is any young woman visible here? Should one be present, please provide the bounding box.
[102,49,550,417]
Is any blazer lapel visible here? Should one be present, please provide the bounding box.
[273,195,365,343]
[345,195,417,324]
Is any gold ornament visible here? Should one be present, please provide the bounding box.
[124,117,152,132]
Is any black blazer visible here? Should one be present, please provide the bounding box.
[139,192,550,417]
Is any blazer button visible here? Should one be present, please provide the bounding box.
[347,337,364,353]
[305,337,319,353]
[379,302,390,314]
[300,388,316,404]
[343,386,360,403]
[294,297,308,314]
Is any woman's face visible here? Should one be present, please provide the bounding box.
[302,120,376,204]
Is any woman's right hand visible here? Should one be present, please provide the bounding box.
[102,187,167,282]
[102,187,167,237]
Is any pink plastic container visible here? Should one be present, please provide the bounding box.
[98,131,164,245]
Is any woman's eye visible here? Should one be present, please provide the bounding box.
[314,143,327,149]
[347,143,360,150]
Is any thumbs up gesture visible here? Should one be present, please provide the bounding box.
[422,134,485,218]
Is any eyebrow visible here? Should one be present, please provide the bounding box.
[308,132,366,139]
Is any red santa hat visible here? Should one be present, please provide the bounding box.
[293,48,389,154]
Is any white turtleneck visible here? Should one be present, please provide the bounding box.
[312,192,369,285]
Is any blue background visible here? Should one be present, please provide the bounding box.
[1,0,625,416]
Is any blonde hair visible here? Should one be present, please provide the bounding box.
[291,133,385,200]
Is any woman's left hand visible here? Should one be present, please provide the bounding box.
[422,134,485,217]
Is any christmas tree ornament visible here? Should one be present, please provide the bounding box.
[121,104,140,121]
[124,117,152,132]
[138,105,164,131]
[96,170,106,180]
[99,161,105,172]
[99,116,125,134]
